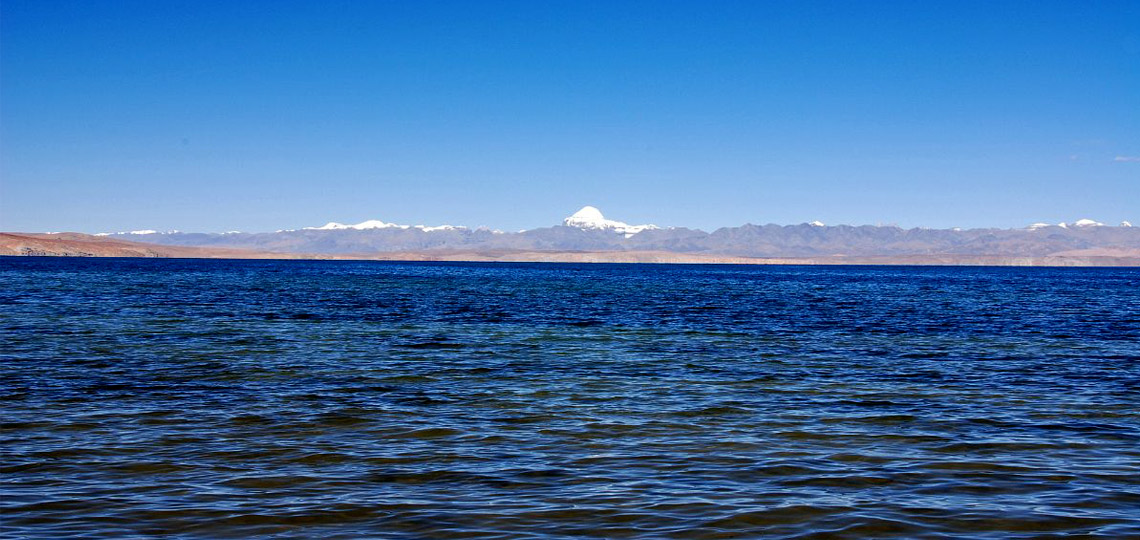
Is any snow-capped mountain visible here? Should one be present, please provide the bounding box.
[1028,219,1107,230]
[94,229,177,236]
[562,206,659,237]
[305,220,405,231]
[300,220,465,232]
[81,209,1139,259]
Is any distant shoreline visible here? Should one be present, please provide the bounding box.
[4,232,1139,267]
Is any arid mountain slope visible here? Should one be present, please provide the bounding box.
[0,233,286,259]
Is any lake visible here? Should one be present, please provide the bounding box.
[2,258,1138,538]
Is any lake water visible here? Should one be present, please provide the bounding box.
[2,258,1139,538]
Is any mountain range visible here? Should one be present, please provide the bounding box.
[81,206,1139,260]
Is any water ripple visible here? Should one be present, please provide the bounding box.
[2,259,1139,538]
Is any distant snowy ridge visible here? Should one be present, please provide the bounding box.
[1028,218,1111,230]
[416,225,465,232]
[88,213,1135,238]
[66,211,1140,259]
[305,220,405,230]
[300,220,467,232]
[95,229,176,236]
[562,206,658,237]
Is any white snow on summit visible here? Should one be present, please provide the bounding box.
[301,219,467,232]
[97,229,179,236]
[306,220,407,231]
[562,206,658,237]
[1123,221,1133,228]
[808,220,825,227]
[1029,219,1113,230]
[415,224,465,232]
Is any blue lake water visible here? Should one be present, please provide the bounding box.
[2,257,1139,538]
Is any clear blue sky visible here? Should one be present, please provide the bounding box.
[2,0,1137,233]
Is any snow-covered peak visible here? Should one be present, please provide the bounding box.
[562,206,658,237]
[1043,219,1106,229]
[414,224,466,232]
[1123,221,1133,228]
[808,220,825,227]
[302,219,467,232]
[307,222,350,230]
[354,220,404,230]
[305,219,408,231]
[97,229,179,236]
[566,206,606,225]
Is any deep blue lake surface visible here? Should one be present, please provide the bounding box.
[2,257,1139,538]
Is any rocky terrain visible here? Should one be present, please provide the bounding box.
[0,233,286,259]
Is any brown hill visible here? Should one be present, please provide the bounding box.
[0,233,291,259]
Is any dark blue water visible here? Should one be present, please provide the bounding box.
[2,257,1139,539]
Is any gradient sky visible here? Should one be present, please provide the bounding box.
[2,0,1138,233]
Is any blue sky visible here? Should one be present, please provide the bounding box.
[2,0,1137,233]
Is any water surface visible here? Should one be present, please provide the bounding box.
[2,258,1139,538]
